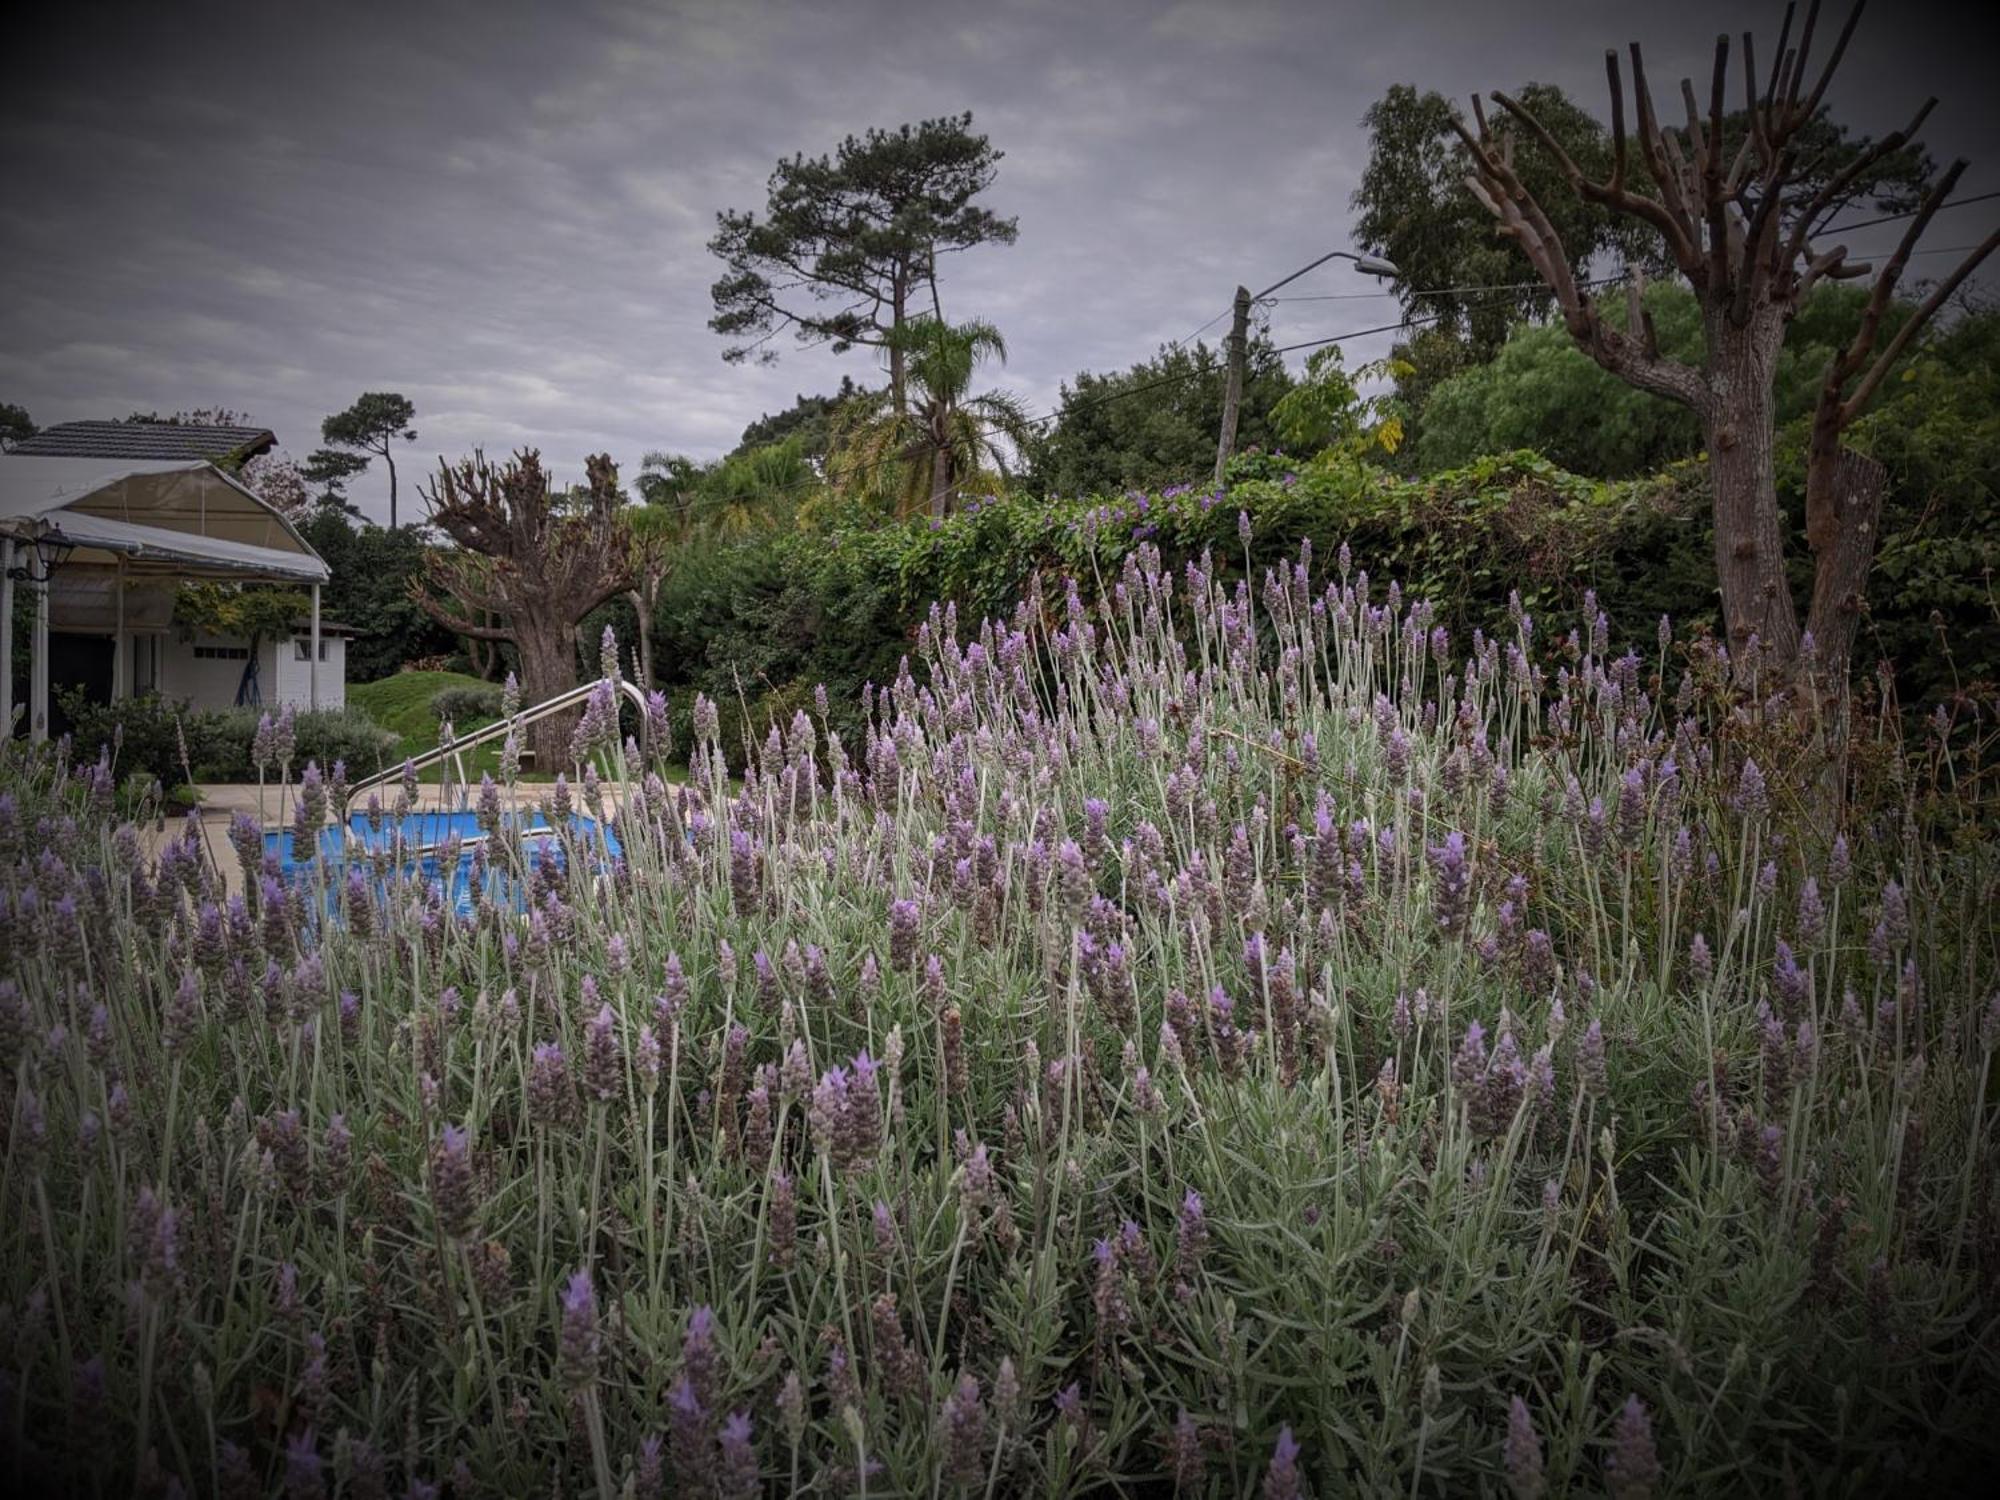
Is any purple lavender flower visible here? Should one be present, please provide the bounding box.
[1734,759,1768,820]
[634,1435,665,1500]
[285,1428,326,1500]
[431,1124,475,1238]
[584,1003,620,1102]
[1169,1407,1204,1490]
[1577,1020,1607,1099]
[1261,1425,1303,1500]
[1504,1395,1544,1500]
[939,1371,988,1485]
[528,1040,575,1127]
[716,1410,758,1498]
[1427,831,1473,935]
[1606,1394,1660,1499]
[889,898,921,971]
[559,1269,598,1388]
[679,1305,720,1411]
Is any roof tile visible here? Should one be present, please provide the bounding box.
[11,421,277,461]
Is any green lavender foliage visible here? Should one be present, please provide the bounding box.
[3,549,1997,1496]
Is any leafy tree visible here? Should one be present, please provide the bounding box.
[172,582,309,706]
[1414,282,1903,478]
[1029,337,1292,496]
[411,450,634,768]
[1354,83,1649,357]
[636,441,809,539]
[1271,348,1410,470]
[302,448,372,513]
[731,377,868,461]
[296,510,455,681]
[828,317,1033,519]
[1451,0,1995,682]
[241,452,311,521]
[0,403,36,451]
[709,114,1017,414]
[321,393,418,528]
[1353,77,1935,363]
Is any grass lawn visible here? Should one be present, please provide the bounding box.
[346,670,689,785]
[346,670,521,783]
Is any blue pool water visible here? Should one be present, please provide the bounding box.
[264,810,620,914]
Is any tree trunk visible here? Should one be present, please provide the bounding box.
[928,446,952,524]
[384,448,399,531]
[1701,309,1799,672]
[1803,444,1888,687]
[890,272,908,417]
[627,586,656,689]
[514,615,579,772]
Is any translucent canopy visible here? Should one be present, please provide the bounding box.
[0,457,329,583]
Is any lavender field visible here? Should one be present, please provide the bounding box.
[4,542,1997,1496]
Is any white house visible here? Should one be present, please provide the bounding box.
[1,454,338,740]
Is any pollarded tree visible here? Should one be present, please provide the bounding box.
[1451,0,1995,686]
[411,450,633,768]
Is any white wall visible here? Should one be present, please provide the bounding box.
[274,632,345,710]
[156,629,345,713]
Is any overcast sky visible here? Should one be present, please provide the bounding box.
[4,0,1994,524]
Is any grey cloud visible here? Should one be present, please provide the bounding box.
[5,0,1992,521]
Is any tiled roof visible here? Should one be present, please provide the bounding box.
[10,420,277,462]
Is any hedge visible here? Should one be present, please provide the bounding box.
[644,449,1996,764]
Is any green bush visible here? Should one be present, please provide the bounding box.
[431,683,503,727]
[59,692,400,788]
[648,442,1996,755]
[192,705,401,782]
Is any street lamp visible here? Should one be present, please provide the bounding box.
[1214,249,1403,483]
[5,523,75,585]
[1253,248,1400,303]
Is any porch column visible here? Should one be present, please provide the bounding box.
[112,562,126,702]
[30,574,48,743]
[1,539,14,737]
[309,583,321,711]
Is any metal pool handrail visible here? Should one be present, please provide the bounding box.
[342,675,652,812]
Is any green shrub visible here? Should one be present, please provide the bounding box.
[430,683,503,727]
[193,706,400,782]
[59,692,400,788]
[650,443,1996,751]
[55,689,219,790]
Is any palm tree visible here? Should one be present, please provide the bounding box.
[624,441,810,685]
[830,316,1035,520]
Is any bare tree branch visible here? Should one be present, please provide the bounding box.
[1842,225,1999,422]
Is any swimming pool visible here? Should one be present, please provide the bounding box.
[265,809,621,914]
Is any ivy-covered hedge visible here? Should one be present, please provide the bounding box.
[645,448,1995,760]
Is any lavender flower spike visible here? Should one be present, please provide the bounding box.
[1504,1395,1545,1500]
[1606,1393,1661,1500]
[559,1268,599,1388]
[1262,1425,1303,1500]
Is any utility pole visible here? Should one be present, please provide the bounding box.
[1213,284,1252,485]
[1212,249,1399,487]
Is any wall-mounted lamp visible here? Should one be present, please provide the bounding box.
[5,524,75,585]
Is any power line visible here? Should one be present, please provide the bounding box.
[712,204,1998,510]
[1170,305,1234,350]
[1817,188,2000,238]
[1268,278,1552,304]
